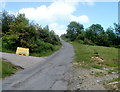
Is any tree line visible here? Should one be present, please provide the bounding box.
[61,21,120,48]
[1,11,61,54]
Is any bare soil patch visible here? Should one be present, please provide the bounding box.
[67,63,119,90]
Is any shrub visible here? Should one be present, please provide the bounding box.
[84,38,95,45]
[77,40,84,44]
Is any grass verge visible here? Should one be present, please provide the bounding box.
[0,58,20,78]
[72,41,118,69]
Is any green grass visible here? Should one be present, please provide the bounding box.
[108,78,120,82]
[0,58,19,78]
[91,65,103,69]
[72,41,118,68]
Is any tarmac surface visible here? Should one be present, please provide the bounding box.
[2,40,74,90]
[0,52,47,69]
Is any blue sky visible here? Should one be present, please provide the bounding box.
[2,1,118,35]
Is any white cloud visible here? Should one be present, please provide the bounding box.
[16,1,90,35]
[70,15,89,23]
[18,1,76,23]
[49,22,67,36]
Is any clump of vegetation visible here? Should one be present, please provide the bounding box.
[93,50,100,57]
[1,11,61,56]
[107,68,119,74]
[90,71,106,77]
[103,78,120,90]
[0,58,20,78]
[91,65,103,69]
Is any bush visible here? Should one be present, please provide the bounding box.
[77,40,84,44]
[37,42,54,53]
[84,38,95,45]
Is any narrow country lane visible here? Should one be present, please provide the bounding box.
[2,40,74,90]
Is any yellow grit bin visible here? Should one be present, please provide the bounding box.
[16,47,29,56]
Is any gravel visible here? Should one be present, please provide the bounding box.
[67,66,119,90]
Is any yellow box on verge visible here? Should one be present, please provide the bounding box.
[16,47,29,56]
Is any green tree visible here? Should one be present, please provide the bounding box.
[2,10,15,34]
[106,27,117,46]
[86,24,104,43]
[114,23,120,46]
[85,28,95,42]
[66,21,84,41]
[96,32,109,46]
[2,12,61,53]
[114,23,120,36]
[77,30,85,40]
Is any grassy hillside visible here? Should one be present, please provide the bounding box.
[72,41,118,69]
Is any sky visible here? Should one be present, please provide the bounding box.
[1,1,118,35]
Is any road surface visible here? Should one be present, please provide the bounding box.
[2,40,74,90]
[0,52,47,69]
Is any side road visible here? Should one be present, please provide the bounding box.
[0,52,48,69]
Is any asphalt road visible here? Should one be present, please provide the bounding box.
[2,40,74,90]
[0,52,47,69]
